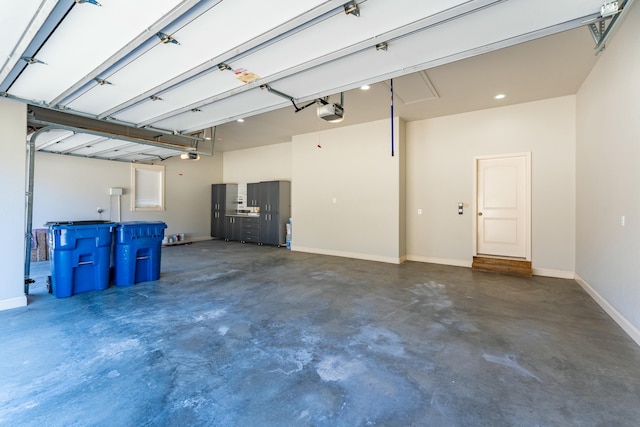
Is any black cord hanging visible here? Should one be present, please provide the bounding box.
[390,78,395,157]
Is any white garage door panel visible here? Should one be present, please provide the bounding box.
[8,0,187,103]
[0,0,45,72]
[114,70,244,125]
[102,0,478,126]
[149,89,289,131]
[65,0,332,115]
[266,0,602,105]
[236,0,474,79]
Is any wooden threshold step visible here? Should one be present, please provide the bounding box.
[472,256,532,277]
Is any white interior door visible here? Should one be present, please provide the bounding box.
[475,153,531,260]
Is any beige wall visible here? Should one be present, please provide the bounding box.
[32,151,223,241]
[291,118,405,263]
[406,96,576,276]
[222,142,292,184]
[0,98,27,309]
[575,3,640,342]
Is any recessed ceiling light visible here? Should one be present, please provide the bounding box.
[237,118,245,123]
[494,93,506,100]
[360,84,371,90]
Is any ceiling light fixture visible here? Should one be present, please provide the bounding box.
[494,93,506,100]
[237,118,244,123]
[360,84,371,90]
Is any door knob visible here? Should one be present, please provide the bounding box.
[478,212,483,216]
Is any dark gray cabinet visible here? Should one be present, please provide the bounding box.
[211,184,237,239]
[214,181,289,246]
[225,216,242,241]
[258,181,291,246]
[246,183,260,207]
[241,217,260,243]
[225,215,260,243]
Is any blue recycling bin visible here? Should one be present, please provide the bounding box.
[113,222,167,286]
[47,221,116,298]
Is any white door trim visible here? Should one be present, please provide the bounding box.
[472,152,531,261]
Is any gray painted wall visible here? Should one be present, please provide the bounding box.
[31,151,223,240]
[0,98,27,309]
[291,118,405,263]
[576,3,640,339]
[406,96,577,277]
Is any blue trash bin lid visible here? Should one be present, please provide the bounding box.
[117,221,167,228]
[115,222,167,242]
[46,220,114,226]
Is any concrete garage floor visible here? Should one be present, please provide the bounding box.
[1,240,640,426]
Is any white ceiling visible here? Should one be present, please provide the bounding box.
[0,0,616,159]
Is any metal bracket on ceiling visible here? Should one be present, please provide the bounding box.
[95,78,113,86]
[156,32,180,45]
[75,0,102,6]
[375,42,388,51]
[261,84,303,111]
[317,92,344,108]
[344,1,360,17]
[589,0,632,54]
[22,57,47,65]
[588,19,607,43]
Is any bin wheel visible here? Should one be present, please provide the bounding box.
[46,276,52,294]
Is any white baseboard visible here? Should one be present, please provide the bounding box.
[406,255,472,268]
[292,246,404,264]
[575,273,640,348]
[0,295,27,312]
[531,268,575,279]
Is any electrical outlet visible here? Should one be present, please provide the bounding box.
[418,209,422,215]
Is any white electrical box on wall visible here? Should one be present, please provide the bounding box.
[110,187,123,196]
